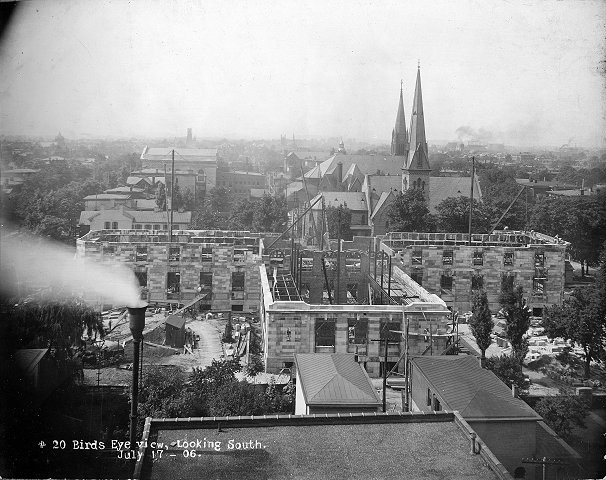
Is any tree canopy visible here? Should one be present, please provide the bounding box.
[542,245,606,378]
[534,395,588,440]
[435,196,491,233]
[529,193,606,273]
[499,283,531,363]
[386,189,435,232]
[469,290,493,363]
[326,205,353,240]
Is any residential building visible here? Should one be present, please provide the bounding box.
[410,355,581,479]
[294,353,381,414]
[78,209,191,233]
[83,193,135,211]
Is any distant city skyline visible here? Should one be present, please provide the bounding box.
[0,0,604,147]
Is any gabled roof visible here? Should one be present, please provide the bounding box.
[165,315,186,329]
[370,191,395,220]
[134,199,158,210]
[104,186,145,194]
[411,355,540,420]
[429,176,482,212]
[127,176,152,186]
[83,193,131,200]
[310,192,367,211]
[305,154,403,180]
[295,353,381,406]
[15,349,48,375]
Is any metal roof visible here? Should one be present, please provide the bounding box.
[165,315,186,329]
[411,355,540,420]
[295,353,381,406]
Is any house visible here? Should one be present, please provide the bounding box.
[83,193,135,211]
[78,209,192,232]
[294,353,381,415]
[133,412,511,480]
[410,355,581,479]
[165,315,186,348]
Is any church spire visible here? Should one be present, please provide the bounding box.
[406,65,430,171]
[391,81,408,156]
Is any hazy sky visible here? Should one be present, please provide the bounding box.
[0,0,604,146]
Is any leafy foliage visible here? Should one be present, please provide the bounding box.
[3,298,104,361]
[484,355,529,395]
[529,193,606,273]
[138,360,292,421]
[435,196,491,233]
[386,189,435,232]
[499,283,531,363]
[469,290,493,361]
[326,205,353,240]
[534,395,588,440]
[543,247,606,378]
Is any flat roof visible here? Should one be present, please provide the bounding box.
[137,413,505,480]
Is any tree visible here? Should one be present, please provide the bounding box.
[469,290,493,365]
[138,366,191,419]
[543,248,606,378]
[387,189,435,232]
[484,355,529,395]
[529,194,606,276]
[251,195,288,233]
[435,196,491,233]
[500,283,531,363]
[534,395,588,440]
[4,298,104,363]
[155,183,166,210]
[326,205,353,240]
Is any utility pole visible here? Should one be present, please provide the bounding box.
[335,207,341,304]
[403,312,410,411]
[370,334,399,412]
[468,156,475,246]
[169,149,175,243]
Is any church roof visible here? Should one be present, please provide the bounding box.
[406,67,431,171]
[429,176,482,212]
[306,154,403,180]
[310,192,367,212]
[394,87,408,137]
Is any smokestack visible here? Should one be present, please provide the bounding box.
[336,161,343,190]
[128,304,147,447]
[127,305,147,340]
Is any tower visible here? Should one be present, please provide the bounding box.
[391,81,409,157]
[402,65,431,200]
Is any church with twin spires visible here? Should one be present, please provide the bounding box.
[297,66,481,236]
[391,65,432,202]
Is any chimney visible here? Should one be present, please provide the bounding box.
[336,161,343,190]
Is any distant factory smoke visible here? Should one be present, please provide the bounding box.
[455,125,496,143]
[0,229,143,307]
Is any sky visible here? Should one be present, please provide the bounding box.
[0,0,604,147]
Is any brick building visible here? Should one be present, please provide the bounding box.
[76,230,266,311]
[216,170,268,198]
[379,230,569,315]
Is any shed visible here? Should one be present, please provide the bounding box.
[165,315,186,348]
[294,353,381,415]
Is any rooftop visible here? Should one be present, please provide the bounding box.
[141,147,218,159]
[411,356,540,420]
[136,413,507,480]
[78,229,265,246]
[381,230,569,249]
[310,192,367,211]
[295,353,381,406]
